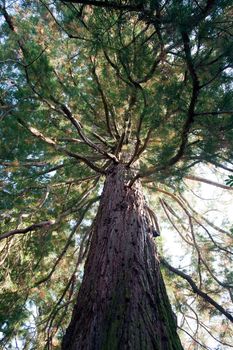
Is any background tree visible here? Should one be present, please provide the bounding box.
[0,0,232,349]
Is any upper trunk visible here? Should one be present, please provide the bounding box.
[62,164,183,350]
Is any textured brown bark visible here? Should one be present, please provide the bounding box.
[62,164,184,350]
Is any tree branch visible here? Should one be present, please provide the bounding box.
[35,197,97,285]
[135,31,200,180]
[90,60,114,138]
[62,0,144,11]
[185,175,233,191]
[56,101,118,162]
[161,258,233,323]
[17,118,106,174]
[0,221,53,241]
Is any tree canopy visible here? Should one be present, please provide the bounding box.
[0,1,233,349]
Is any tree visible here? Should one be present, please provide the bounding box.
[0,0,233,349]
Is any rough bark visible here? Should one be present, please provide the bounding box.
[62,164,183,350]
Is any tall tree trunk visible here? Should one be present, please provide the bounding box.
[62,164,183,350]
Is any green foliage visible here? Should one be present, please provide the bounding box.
[225,175,233,187]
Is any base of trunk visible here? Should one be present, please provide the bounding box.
[62,164,183,350]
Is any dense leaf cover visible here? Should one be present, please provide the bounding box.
[0,1,233,348]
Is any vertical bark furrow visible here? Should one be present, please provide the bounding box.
[62,164,183,350]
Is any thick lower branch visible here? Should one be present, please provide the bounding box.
[161,258,233,323]
[0,221,53,241]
